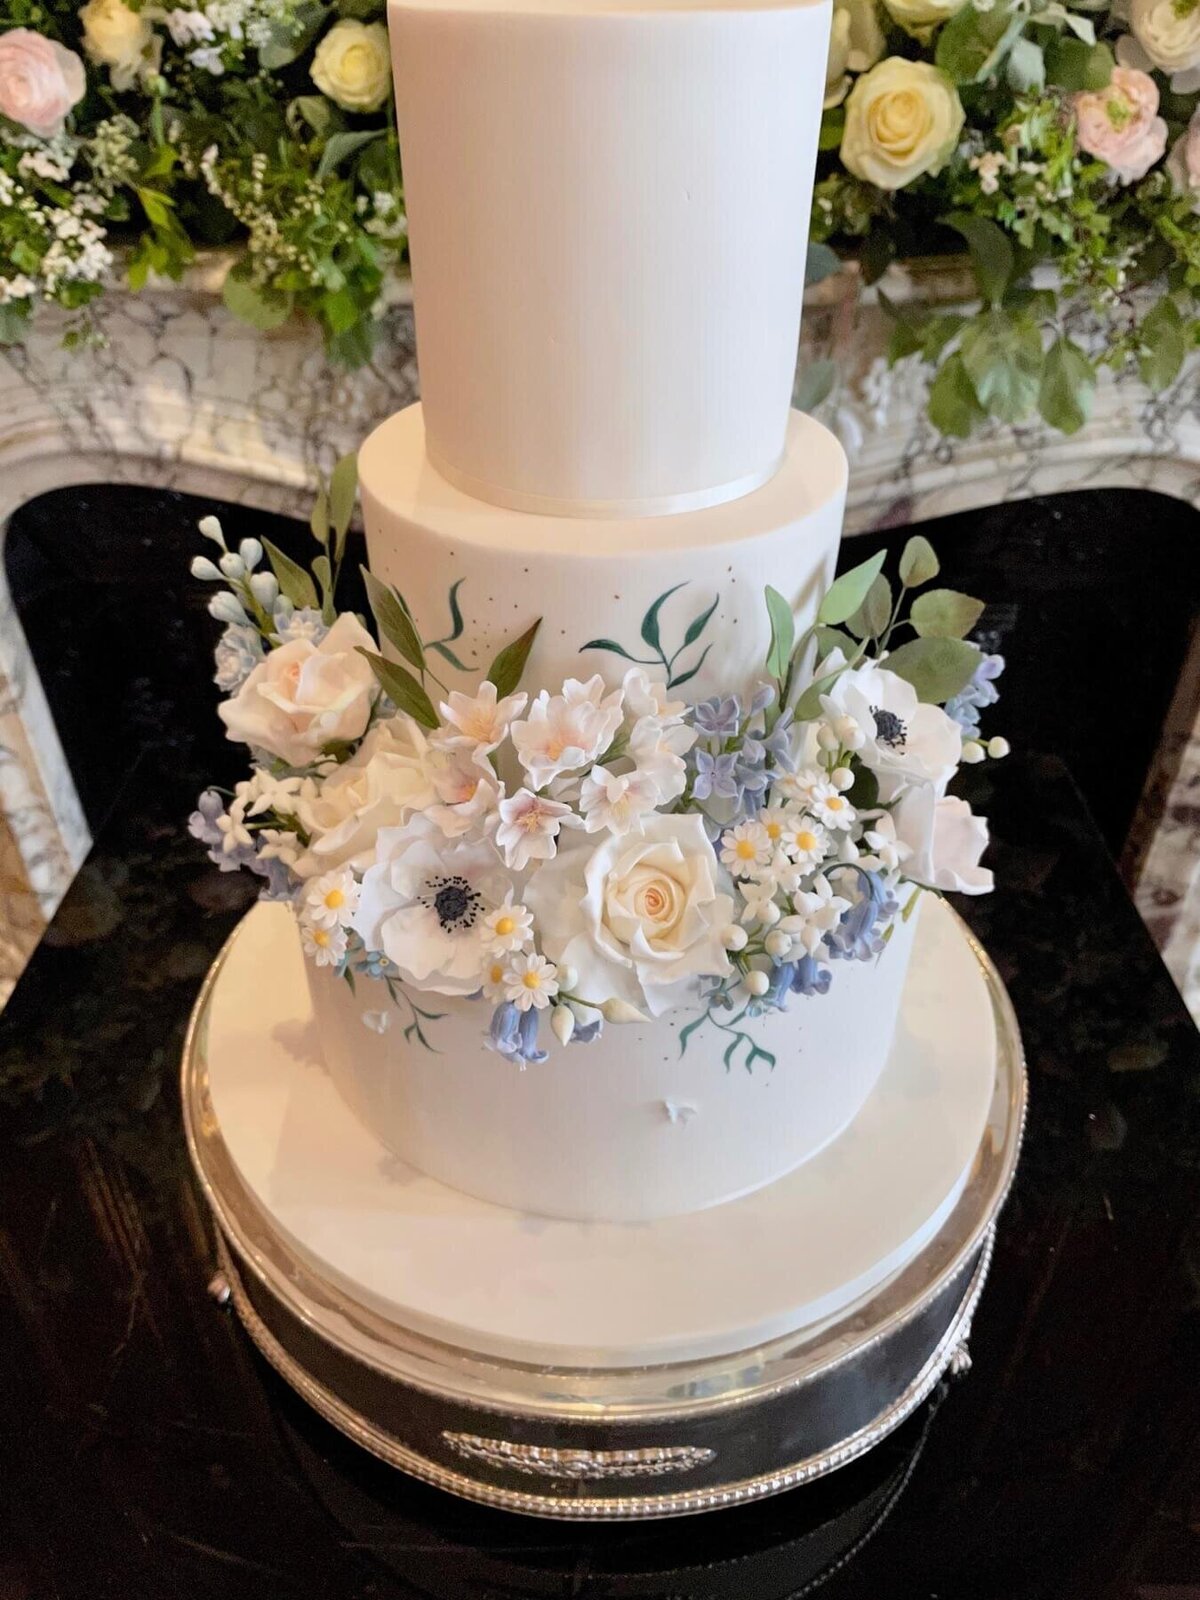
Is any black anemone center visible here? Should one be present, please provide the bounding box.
[422,875,483,933]
[872,707,908,752]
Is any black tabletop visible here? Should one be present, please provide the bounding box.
[2,742,1199,1600]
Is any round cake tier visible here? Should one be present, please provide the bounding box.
[195,894,1001,1366]
[359,405,846,704]
[388,0,831,515]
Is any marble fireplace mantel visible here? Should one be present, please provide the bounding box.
[3,255,1200,1011]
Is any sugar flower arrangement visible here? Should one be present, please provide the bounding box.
[189,463,1006,1066]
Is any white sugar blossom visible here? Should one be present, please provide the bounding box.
[860,812,908,874]
[506,952,559,1012]
[424,737,503,839]
[303,868,360,930]
[821,663,962,801]
[300,921,347,968]
[495,789,577,872]
[782,874,851,955]
[480,897,534,955]
[352,817,512,995]
[738,874,783,927]
[510,676,624,789]
[720,821,773,878]
[807,782,857,832]
[579,765,660,835]
[438,681,527,753]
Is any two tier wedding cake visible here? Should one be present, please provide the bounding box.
[189,0,1004,1226]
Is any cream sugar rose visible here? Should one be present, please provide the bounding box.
[190,505,1003,1221]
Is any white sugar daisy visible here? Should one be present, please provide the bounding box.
[720,821,773,878]
[506,952,560,1012]
[807,782,857,832]
[482,955,513,1003]
[300,921,348,968]
[481,897,534,955]
[779,812,829,868]
[304,868,361,930]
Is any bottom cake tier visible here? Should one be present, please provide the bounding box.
[182,898,1024,1518]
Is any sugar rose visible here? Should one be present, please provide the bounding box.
[525,813,734,1017]
[1074,67,1167,184]
[311,19,391,113]
[825,0,886,108]
[80,0,153,88]
[0,29,85,139]
[1128,0,1200,85]
[218,612,380,767]
[841,58,965,191]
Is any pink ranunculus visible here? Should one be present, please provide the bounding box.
[0,29,86,139]
[1073,66,1167,184]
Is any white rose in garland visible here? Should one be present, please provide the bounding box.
[825,0,886,107]
[80,0,155,89]
[295,717,437,877]
[525,813,735,1017]
[353,816,513,994]
[880,0,967,37]
[841,58,965,191]
[311,19,392,113]
[218,611,379,768]
[1120,0,1200,92]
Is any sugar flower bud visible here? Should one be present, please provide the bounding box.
[817,723,840,752]
[722,924,749,951]
[558,966,578,991]
[986,736,1010,760]
[198,515,226,547]
[219,551,246,580]
[764,929,792,959]
[744,970,770,997]
[830,766,855,792]
[239,538,263,570]
[961,739,985,764]
[600,998,650,1024]
[551,1005,575,1046]
[190,556,222,581]
[250,571,280,608]
[209,592,249,625]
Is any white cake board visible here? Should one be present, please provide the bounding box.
[201,898,995,1370]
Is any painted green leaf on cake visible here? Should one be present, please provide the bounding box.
[581,583,720,689]
[678,1000,776,1075]
[425,578,476,672]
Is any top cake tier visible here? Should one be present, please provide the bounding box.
[388,0,831,518]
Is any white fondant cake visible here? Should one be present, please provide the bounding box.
[308,903,918,1222]
[389,0,830,515]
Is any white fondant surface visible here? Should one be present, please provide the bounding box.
[360,405,846,702]
[389,0,830,513]
[203,897,996,1367]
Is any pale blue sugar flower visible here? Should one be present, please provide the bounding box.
[213,623,264,693]
[187,788,225,846]
[945,653,1004,732]
[691,748,740,801]
[273,597,328,645]
[747,682,775,717]
[694,696,741,739]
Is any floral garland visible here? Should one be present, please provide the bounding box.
[187,463,1007,1066]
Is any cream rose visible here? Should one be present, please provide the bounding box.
[880,0,966,37]
[525,813,734,1017]
[80,0,153,88]
[841,58,965,191]
[1126,0,1200,87]
[294,717,437,877]
[311,19,391,113]
[825,0,886,108]
[218,611,379,767]
[1074,67,1167,184]
[0,29,85,138]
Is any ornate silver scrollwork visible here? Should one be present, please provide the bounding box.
[442,1433,716,1481]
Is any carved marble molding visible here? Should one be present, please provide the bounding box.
[1,258,1198,1011]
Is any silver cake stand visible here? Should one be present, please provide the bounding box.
[183,918,1025,1521]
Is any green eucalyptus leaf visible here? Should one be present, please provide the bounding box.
[813,625,857,661]
[884,637,981,703]
[795,358,836,414]
[959,311,1042,424]
[1139,298,1186,393]
[927,353,987,438]
[944,213,1014,307]
[222,271,292,331]
[317,128,386,179]
[313,553,335,623]
[765,586,796,682]
[356,648,439,729]
[329,452,358,549]
[818,549,887,627]
[899,534,940,588]
[263,539,320,610]
[287,94,340,139]
[910,588,985,640]
[310,478,329,546]
[1046,35,1113,88]
[1039,337,1095,434]
[792,666,847,723]
[936,0,1023,83]
[488,618,542,697]
[849,573,893,640]
[362,567,424,671]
